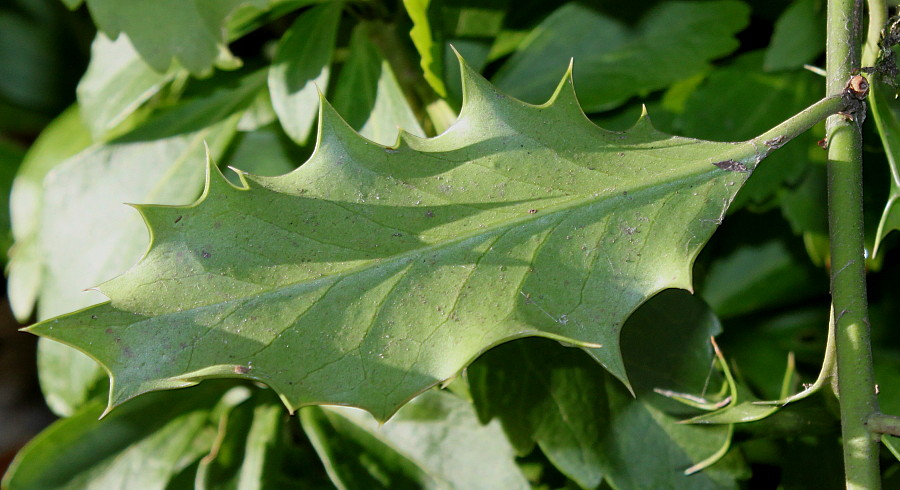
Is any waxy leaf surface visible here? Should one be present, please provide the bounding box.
[29,60,780,420]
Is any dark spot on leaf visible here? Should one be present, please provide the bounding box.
[712,160,748,172]
[202,250,211,258]
[528,209,538,214]
[392,233,403,237]
[234,365,251,374]
[174,216,182,224]
[425,210,434,218]
[91,315,98,320]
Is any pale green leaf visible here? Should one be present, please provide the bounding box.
[82,0,268,75]
[8,105,92,322]
[1,383,238,490]
[0,139,24,263]
[77,32,183,139]
[306,390,528,489]
[28,58,817,421]
[332,24,424,145]
[268,1,342,144]
[764,0,826,72]
[493,1,749,112]
[403,0,446,97]
[30,71,264,416]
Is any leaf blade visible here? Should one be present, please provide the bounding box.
[29,59,779,421]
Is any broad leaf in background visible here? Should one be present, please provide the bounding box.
[870,78,900,256]
[268,1,342,145]
[470,290,743,489]
[763,0,826,72]
[699,240,822,319]
[7,106,92,322]
[195,390,285,490]
[28,59,807,421]
[80,0,267,75]
[492,1,748,113]
[221,124,301,182]
[332,24,424,146]
[77,32,183,139]
[2,383,240,490]
[27,70,265,415]
[304,390,528,489]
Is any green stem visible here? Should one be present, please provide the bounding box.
[867,413,900,437]
[752,95,845,148]
[827,0,881,488]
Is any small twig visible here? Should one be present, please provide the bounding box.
[866,412,900,437]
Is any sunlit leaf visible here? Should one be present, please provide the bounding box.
[27,57,831,421]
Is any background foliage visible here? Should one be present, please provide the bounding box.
[2,0,900,488]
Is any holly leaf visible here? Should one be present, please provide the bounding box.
[26,58,829,421]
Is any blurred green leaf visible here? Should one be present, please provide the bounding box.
[305,390,529,489]
[699,240,822,319]
[779,163,828,235]
[2,383,241,490]
[195,390,284,490]
[493,1,749,112]
[0,0,90,132]
[471,291,744,488]
[8,105,93,322]
[332,24,424,145]
[764,0,826,72]
[81,0,268,75]
[0,139,25,263]
[222,124,301,183]
[268,1,342,144]
[77,32,183,139]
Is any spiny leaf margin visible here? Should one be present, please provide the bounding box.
[26,56,767,421]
